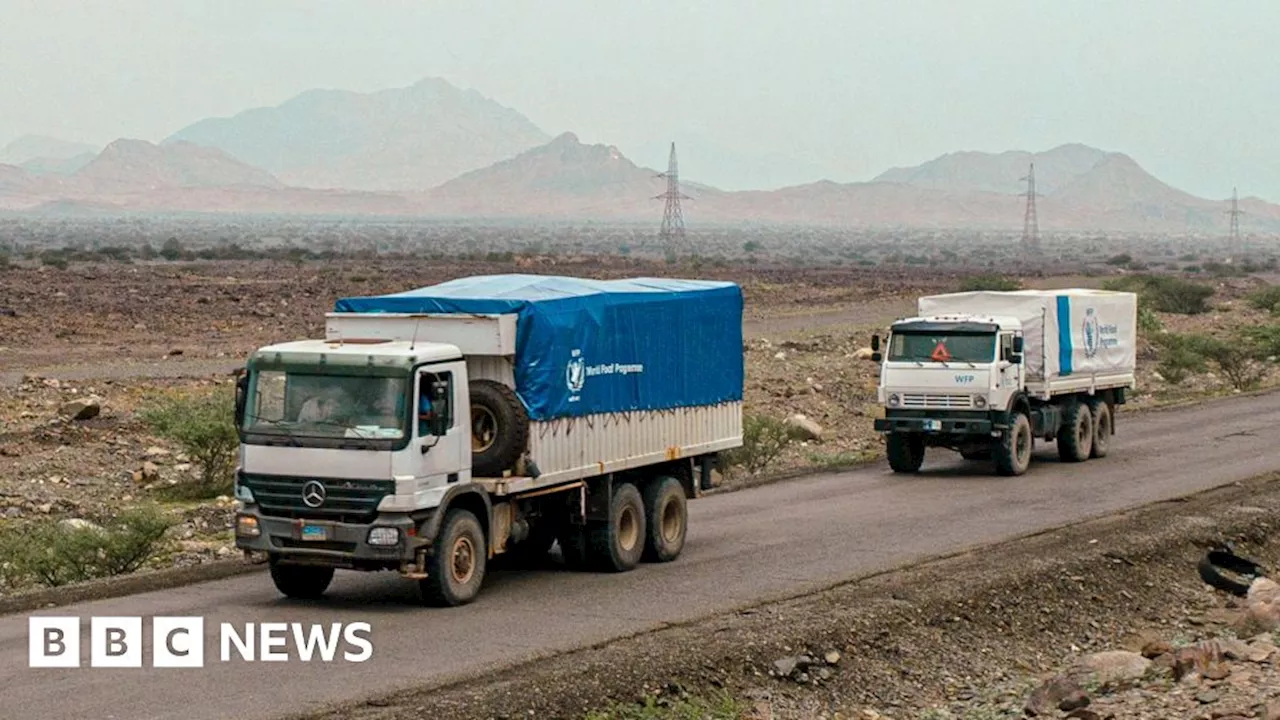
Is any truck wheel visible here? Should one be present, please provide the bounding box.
[994,413,1032,476]
[269,562,334,600]
[886,432,925,473]
[1057,401,1093,463]
[419,508,486,607]
[470,380,529,477]
[1087,399,1111,459]
[586,482,646,572]
[641,475,687,563]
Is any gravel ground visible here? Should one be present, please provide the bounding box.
[289,472,1280,720]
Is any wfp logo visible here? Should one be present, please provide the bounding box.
[566,349,586,395]
[1082,308,1101,358]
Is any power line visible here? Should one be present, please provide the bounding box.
[1226,186,1245,257]
[654,142,693,258]
[1019,162,1042,259]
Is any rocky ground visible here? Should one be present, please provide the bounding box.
[0,257,1277,595]
[297,472,1280,720]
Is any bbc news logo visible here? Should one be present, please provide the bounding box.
[29,616,373,668]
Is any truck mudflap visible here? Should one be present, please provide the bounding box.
[234,509,424,567]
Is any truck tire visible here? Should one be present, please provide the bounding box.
[994,413,1032,476]
[1087,399,1111,459]
[641,475,687,563]
[419,508,486,607]
[586,481,646,572]
[1057,401,1093,463]
[886,432,925,473]
[470,380,529,477]
[269,561,334,600]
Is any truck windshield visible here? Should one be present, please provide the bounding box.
[242,370,408,440]
[889,332,996,363]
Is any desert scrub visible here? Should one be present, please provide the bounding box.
[0,506,175,590]
[722,413,801,476]
[1102,274,1214,315]
[958,275,1022,292]
[1152,331,1269,390]
[583,692,741,720]
[138,387,239,499]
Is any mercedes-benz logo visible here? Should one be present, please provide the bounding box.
[301,480,326,508]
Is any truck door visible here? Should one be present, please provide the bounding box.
[415,368,467,484]
[999,333,1022,390]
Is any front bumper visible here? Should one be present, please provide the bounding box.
[234,506,426,567]
[874,410,1009,436]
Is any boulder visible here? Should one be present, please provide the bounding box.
[785,414,824,441]
[59,396,101,421]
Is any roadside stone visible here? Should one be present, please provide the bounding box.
[1202,662,1232,681]
[141,461,160,482]
[1141,639,1174,659]
[1248,641,1278,662]
[785,414,823,441]
[824,650,841,665]
[1025,674,1088,716]
[1197,690,1221,704]
[59,396,101,421]
[1071,650,1151,688]
[772,657,798,677]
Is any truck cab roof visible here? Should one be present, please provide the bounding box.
[892,314,1023,333]
[249,338,463,370]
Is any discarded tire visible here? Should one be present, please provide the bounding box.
[1198,547,1268,597]
[469,380,529,477]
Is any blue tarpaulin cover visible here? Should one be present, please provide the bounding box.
[334,275,744,421]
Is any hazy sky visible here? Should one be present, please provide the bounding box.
[3,0,1278,199]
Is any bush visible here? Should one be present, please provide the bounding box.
[1247,286,1280,315]
[1153,331,1268,390]
[1106,253,1133,266]
[1151,333,1210,384]
[138,388,239,499]
[0,506,174,589]
[1137,305,1163,336]
[958,275,1022,292]
[722,414,798,475]
[1102,275,1214,315]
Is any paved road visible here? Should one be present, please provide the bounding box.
[3,393,1279,720]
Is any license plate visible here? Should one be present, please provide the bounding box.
[922,420,941,431]
[300,524,328,541]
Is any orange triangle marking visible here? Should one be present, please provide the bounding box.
[930,342,952,362]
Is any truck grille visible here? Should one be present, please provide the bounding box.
[901,393,974,409]
[239,473,395,524]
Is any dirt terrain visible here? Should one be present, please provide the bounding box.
[0,256,1276,594]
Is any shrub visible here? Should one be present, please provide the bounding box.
[1154,331,1268,390]
[1199,334,1267,391]
[1247,286,1280,314]
[722,414,797,475]
[1102,275,1214,315]
[1137,305,1163,336]
[0,506,174,589]
[138,388,239,499]
[1151,333,1209,384]
[958,275,1022,292]
[1106,253,1133,266]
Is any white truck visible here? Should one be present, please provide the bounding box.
[871,288,1137,476]
[232,275,744,606]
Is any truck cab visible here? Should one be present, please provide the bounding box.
[232,338,486,605]
[874,314,1025,417]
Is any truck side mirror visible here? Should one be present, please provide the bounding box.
[233,369,248,428]
[1012,336,1024,353]
[870,334,880,351]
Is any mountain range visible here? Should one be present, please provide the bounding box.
[2,77,1277,233]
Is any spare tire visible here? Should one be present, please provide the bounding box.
[469,380,529,477]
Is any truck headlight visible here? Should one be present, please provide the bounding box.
[887,393,901,408]
[973,395,988,409]
[235,514,260,537]
[367,527,400,546]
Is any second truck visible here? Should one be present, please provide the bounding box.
[232,274,744,606]
[871,288,1138,476]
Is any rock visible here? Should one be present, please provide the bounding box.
[1058,689,1091,712]
[141,461,160,482]
[1072,650,1151,688]
[855,347,875,360]
[0,445,18,457]
[1202,661,1231,681]
[1141,639,1174,659]
[58,518,101,532]
[785,414,824,441]
[1026,674,1088,717]
[1262,701,1280,720]
[59,396,101,421]
[144,446,170,458]
[1196,690,1220,704]
[1066,711,1102,720]
[824,650,841,665]
[1247,641,1277,662]
[772,657,798,677]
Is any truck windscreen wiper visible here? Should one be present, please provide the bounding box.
[245,415,302,446]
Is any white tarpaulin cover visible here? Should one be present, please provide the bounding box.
[916,289,1137,383]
